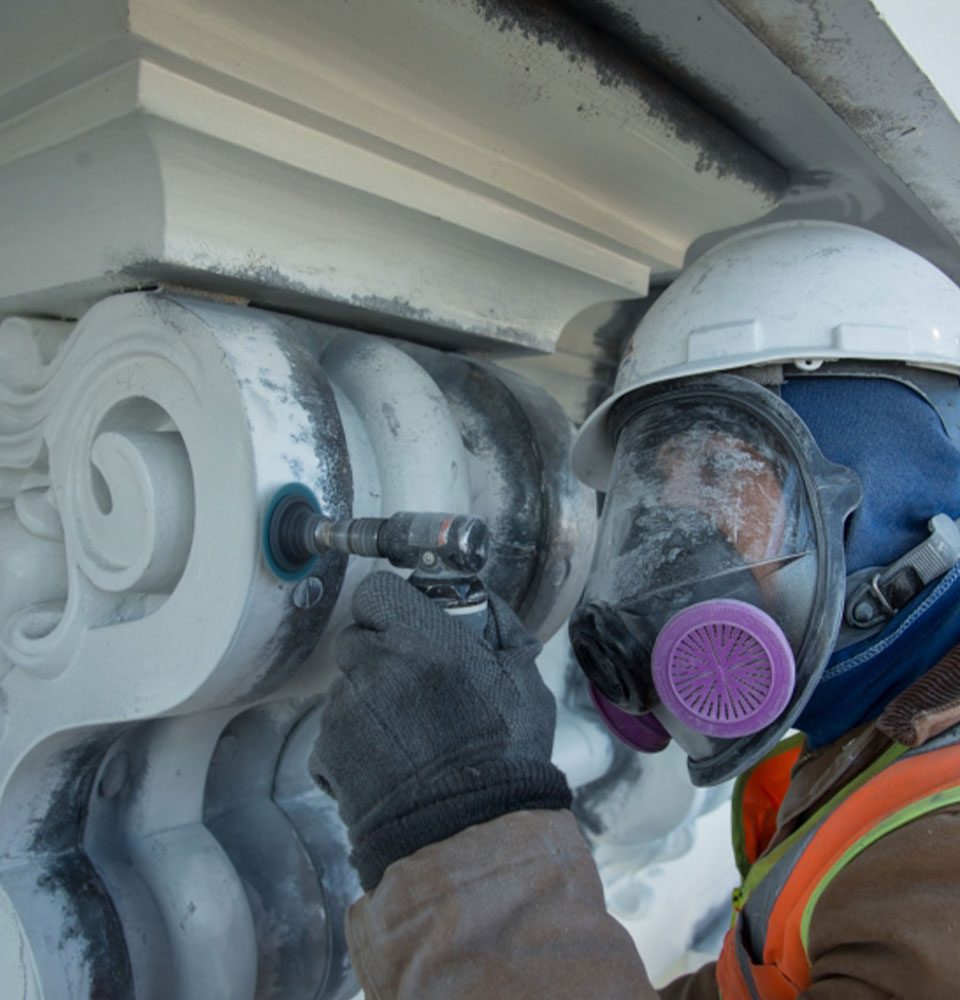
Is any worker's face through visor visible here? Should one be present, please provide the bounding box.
[570,375,862,785]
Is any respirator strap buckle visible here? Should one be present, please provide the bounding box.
[846,513,960,629]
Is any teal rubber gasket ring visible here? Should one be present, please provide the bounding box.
[262,482,321,582]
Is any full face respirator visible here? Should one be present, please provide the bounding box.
[569,374,862,785]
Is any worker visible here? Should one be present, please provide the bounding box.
[312,221,960,999]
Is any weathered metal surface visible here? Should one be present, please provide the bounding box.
[720,0,960,254]
[561,0,960,282]
[0,291,597,995]
[4,1,960,991]
[0,0,784,345]
[204,703,358,1000]
[398,342,597,640]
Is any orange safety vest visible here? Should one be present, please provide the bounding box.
[716,728,960,999]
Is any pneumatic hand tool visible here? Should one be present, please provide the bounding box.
[262,483,490,632]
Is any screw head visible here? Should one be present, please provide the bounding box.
[293,576,325,610]
[420,551,437,567]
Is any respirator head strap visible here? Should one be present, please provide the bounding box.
[846,513,960,629]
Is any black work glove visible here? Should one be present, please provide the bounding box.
[311,571,571,891]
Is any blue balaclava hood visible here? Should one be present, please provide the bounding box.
[781,374,960,747]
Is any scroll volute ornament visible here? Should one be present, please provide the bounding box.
[0,293,352,726]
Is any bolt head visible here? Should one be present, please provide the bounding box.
[293,576,325,610]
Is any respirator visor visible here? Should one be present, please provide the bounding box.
[570,375,861,784]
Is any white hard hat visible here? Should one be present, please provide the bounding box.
[572,220,960,491]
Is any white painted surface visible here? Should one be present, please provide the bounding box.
[0,292,600,995]
[0,0,783,345]
[715,0,960,275]
[5,1,957,990]
[872,0,960,116]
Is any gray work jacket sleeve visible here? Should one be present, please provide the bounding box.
[346,809,660,1000]
[346,762,960,1000]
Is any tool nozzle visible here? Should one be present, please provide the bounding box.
[264,484,490,581]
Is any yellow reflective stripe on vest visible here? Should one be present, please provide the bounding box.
[798,783,960,953]
[720,734,960,999]
[736,741,909,911]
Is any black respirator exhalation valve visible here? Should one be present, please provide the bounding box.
[568,601,657,715]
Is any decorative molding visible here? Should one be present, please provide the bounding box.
[0,0,784,345]
[0,291,597,995]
